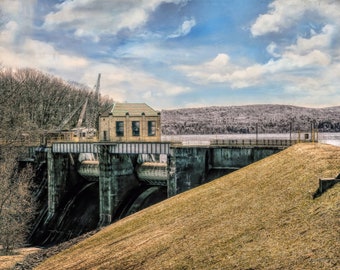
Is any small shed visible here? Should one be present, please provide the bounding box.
[99,103,161,142]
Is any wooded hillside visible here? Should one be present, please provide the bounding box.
[0,68,112,143]
[162,105,340,135]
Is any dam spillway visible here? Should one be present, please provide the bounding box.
[30,140,289,245]
[47,141,285,223]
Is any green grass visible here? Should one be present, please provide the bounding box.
[35,143,340,269]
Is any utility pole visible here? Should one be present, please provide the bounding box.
[311,121,314,143]
[256,123,258,145]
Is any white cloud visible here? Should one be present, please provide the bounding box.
[0,9,89,75]
[1,0,339,108]
[0,0,189,107]
[1,31,189,107]
[176,30,334,91]
[266,42,280,58]
[0,1,90,81]
[175,53,261,87]
[43,0,189,41]
[0,37,89,73]
[0,21,19,45]
[251,0,305,37]
[0,0,37,46]
[287,24,334,55]
[176,53,234,83]
[208,53,230,68]
[168,17,196,38]
[228,65,265,88]
[251,0,340,37]
[176,0,339,100]
[0,0,21,17]
[79,62,191,109]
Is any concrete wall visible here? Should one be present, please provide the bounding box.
[211,147,280,169]
[168,147,210,195]
[169,146,281,196]
[99,114,161,142]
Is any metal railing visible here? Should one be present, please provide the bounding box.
[210,139,300,147]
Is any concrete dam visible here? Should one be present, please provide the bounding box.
[29,140,288,246]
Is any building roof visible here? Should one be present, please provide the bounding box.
[100,103,160,117]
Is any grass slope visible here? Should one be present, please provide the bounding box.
[0,247,40,270]
[36,143,340,270]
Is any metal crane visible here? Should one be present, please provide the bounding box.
[95,73,101,103]
[85,73,101,130]
[44,74,101,144]
[76,98,88,128]
[56,101,86,131]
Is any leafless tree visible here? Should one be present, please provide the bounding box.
[0,67,112,144]
[0,67,114,254]
[0,147,36,255]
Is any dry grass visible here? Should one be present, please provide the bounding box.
[0,247,41,270]
[35,143,340,270]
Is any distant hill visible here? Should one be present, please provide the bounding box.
[161,105,340,135]
[35,143,340,270]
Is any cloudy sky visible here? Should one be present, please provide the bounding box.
[0,0,339,109]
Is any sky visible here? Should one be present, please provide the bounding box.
[0,0,339,110]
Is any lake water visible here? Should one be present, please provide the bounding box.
[162,133,340,147]
[318,133,340,146]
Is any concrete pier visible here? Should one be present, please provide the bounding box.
[46,142,284,225]
[98,146,140,225]
[47,149,69,218]
[169,147,210,194]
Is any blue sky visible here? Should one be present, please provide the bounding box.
[0,0,339,109]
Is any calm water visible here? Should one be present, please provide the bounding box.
[318,133,340,146]
[162,133,340,146]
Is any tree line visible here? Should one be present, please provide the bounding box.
[161,104,340,135]
[0,67,112,143]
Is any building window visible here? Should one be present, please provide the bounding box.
[132,121,140,136]
[103,131,107,141]
[148,121,156,136]
[116,121,124,137]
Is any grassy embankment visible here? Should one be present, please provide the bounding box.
[0,247,40,270]
[36,143,340,269]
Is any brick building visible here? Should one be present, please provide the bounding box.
[98,103,161,142]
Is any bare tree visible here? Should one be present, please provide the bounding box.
[0,67,113,141]
[0,148,36,255]
[0,67,114,254]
